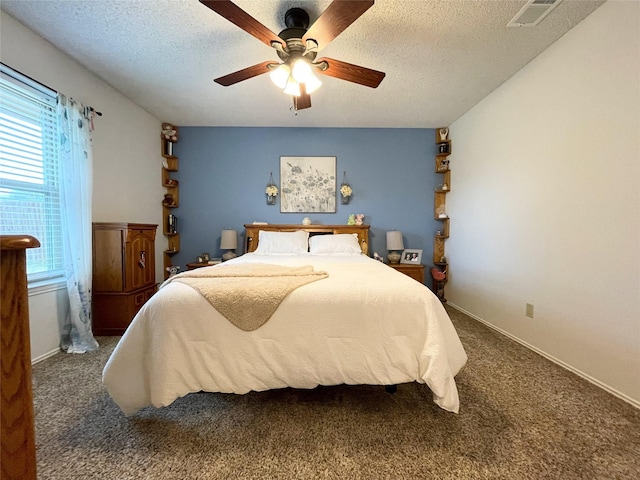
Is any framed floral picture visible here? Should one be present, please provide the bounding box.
[280,156,336,213]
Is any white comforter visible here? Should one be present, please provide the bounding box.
[102,254,467,415]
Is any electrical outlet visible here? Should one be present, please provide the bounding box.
[526,303,534,318]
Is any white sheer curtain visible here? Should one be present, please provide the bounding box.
[57,94,99,353]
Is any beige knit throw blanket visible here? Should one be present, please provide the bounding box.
[171,263,328,331]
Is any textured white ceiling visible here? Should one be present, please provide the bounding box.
[0,0,605,128]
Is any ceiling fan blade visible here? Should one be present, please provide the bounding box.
[200,0,284,49]
[303,0,374,52]
[315,57,385,88]
[214,61,274,86]
[294,85,312,110]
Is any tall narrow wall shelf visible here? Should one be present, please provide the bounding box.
[433,127,451,302]
[161,123,180,279]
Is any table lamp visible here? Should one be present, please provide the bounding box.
[220,229,238,261]
[386,230,404,264]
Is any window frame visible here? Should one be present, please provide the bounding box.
[0,63,65,287]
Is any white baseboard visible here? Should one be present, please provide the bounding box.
[447,302,640,410]
[32,348,60,365]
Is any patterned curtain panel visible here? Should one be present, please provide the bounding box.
[57,94,99,353]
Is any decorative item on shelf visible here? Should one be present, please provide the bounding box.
[167,214,177,234]
[437,158,450,171]
[438,127,449,142]
[161,123,178,142]
[340,171,352,204]
[436,183,449,192]
[165,178,179,187]
[265,172,278,205]
[430,266,447,302]
[355,213,364,225]
[347,214,356,225]
[436,205,448,219]
[202,253,210,262]
[196,256,204,263]
[386,230,404,264]
[302,216,312,225]
[220,229,238,261]
[163,193,175,207]
[163,140,173,156]
[437,142,450,154]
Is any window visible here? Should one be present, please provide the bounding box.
[0,64,63,284]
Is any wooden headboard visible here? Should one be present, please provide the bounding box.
[244,224,370,255]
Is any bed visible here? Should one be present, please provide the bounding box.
[102,224,467,415]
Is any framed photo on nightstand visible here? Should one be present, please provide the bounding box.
[400,249,423,264]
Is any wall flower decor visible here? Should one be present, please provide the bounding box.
[280,156,336,213]
[266,172,278,205]
[340,171,352,204]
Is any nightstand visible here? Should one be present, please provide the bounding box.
[187,262,209,270]
[388,263,425,283]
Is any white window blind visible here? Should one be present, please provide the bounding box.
[0,64,63,282]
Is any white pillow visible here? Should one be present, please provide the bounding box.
[309,233,362,255]
[254,230,309,255]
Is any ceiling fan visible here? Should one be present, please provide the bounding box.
[200,0,386,110]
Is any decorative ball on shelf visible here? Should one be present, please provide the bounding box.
[302,217,311,225]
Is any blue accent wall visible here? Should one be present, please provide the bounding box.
[172,127,441,276]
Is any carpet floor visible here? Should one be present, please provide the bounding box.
[32,306,640,479]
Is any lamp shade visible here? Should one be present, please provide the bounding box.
[386,231,404,251]
[269,64,290,89]
[283,76,301,96]
[304,71,322,94]
[220,229,238,250]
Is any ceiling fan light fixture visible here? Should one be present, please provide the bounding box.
[283,77,301,96]
[204,1,385,109]
[303,71,322,94]
[269,64,290,89]
[292,59,313,84]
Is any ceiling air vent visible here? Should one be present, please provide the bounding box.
[507,0,563,27]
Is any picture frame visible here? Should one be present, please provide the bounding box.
[280,156,336,213]
[400,249,423,264]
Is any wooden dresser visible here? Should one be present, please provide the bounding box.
[92,223,157,335]
[1,235,40,480]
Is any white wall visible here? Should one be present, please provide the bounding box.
[448,0,640,406]
[1,12,165,361]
